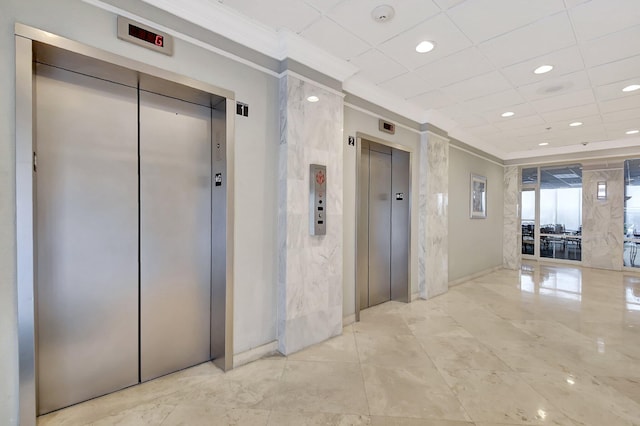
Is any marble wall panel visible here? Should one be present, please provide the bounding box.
[503,166,521,270]
[277,74,344,354]
[419,131,449,299]
[582,165,624,271]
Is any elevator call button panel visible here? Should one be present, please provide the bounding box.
[310,164,327,236]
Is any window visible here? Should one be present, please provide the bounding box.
[624,159,640,268]
[539,165,582,261]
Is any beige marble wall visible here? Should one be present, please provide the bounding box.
[503,166,521,270]
[278,74,344,355]
[419,131,449,299]
[582,163,624,271]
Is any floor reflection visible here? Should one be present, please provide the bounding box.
[520,263,583,301]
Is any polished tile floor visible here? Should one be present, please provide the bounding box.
[39,263,640,425]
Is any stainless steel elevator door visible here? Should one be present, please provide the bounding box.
[368,149,392,307]
[358,146,371,310]
[140,91,212,382]
[35,64,139,414]
[391,149,410,302]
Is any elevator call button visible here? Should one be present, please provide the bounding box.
[310,164,327,235]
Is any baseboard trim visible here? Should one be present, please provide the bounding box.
[233,340,279,368]
[448,266,502,287]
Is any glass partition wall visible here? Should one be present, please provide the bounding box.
[521,164,583,262]
[624,159,640,268]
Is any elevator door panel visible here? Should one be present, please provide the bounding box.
[140,91,212,382]
[368,150,392,306]
[35,64,139,414]
[391,149,410,302]
[358,146,371,310]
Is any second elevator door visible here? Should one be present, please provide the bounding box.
[140,91,212,382]
[359,140,410,310]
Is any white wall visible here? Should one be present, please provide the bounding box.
[1,1,280,423]
[448,145,505,282]
[342,106,421,319]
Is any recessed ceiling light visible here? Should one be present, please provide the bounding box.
[307,95,319,103]
[415,41,435,53]
[534,65,553,74]
[626,129,639,135]
[539,142,549,146]
[622,84,640,92]
[501,111,515,117]
[569,122,583,127]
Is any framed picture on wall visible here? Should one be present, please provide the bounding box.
[470,174,487,219]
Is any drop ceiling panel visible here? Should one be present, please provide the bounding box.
[493,114,546,131]
[603,118,640,132]
[564,0,591,8]
[443,71,513,102]
[300,17,370,60]
[377,13,473,70]
[478,12,576,67]
[546,114,603,129]
[220,0,320,32]
[433,0,465,10]
[602,107,640,123]
[500,46,585,87]
[540,103,600,122]
[413,47,494,89]
[531,88,596,113]
[408,89,457,109]
[588,55,640,87]
[479,103,538,123]
[304,0,344,13]
[446,112,488,128]
[595,79,640,102]
[349,49,408,84]
[465,124,501,136]
[462,88,525,113]
[569,0,640,41]
[518,70,591,101]
[378,72,437,99]
[580,25,640,67]
[599,92,640,114]
[329,0,441,46]
[446,0,565,43]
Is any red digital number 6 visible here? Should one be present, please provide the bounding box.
[155,35,163,47]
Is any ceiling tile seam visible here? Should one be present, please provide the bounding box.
[464,9,575,48]
[565,0,605,132]
[314,15,375,60]
[351,49,410,85]
[296,14,326,35]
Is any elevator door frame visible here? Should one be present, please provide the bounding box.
[15,24,236,425]
[355,133,412,322]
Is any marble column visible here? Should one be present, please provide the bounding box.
[582,164,624,271]
[503,166,521,270]
[277,74,344,355]
[418,131,449,299]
